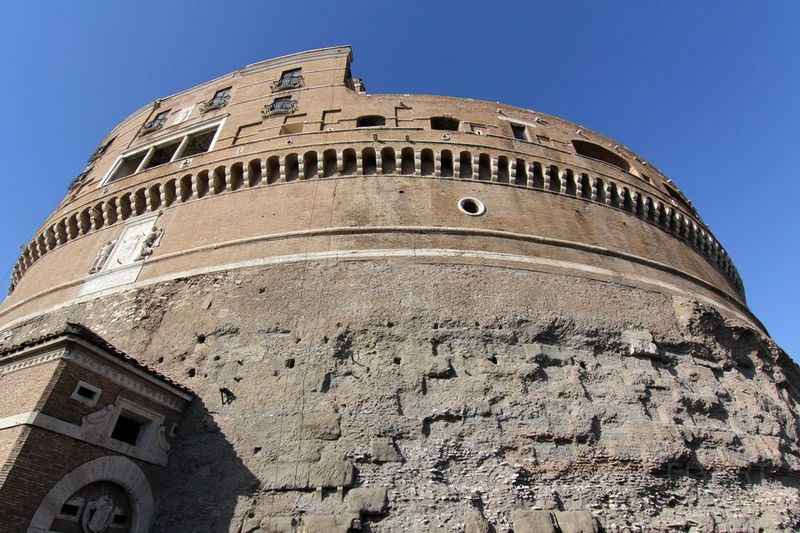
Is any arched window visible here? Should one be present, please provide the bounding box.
[356,115,386,127]
[342,149,357,175]
[380,147,396,174]
[401,148,415,175]
[420,149,434,176]
[303,151,318,179]
[323,149,337,177]
[459,151,472,179]
[266,156,280,184]
[284,154,299,181]
[478,154,491,181]
[441,150,454,177]
[362,148,377,175]
[571,140,631,172]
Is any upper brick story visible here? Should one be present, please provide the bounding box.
[1,46,754,330]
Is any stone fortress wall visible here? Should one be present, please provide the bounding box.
[1,46,799,532]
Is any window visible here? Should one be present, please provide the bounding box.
[141,111,169,134]
[511,124,527,141]
[262,96,297,117]
[273,68,303,91]
[200,87,231,112]
[58,499,83,518]
[111,413,144,445]
[71,380,101,407]
[431,116,460,131]
[89,136,115,163]
[572,140,631,172]
[104,121,223,184]
[665,183,694,212]
[356,115,386,128]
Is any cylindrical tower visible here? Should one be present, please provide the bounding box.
[1,46,798,532]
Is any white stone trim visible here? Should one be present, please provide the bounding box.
[0,348,66,375]
[0,408,168,465]
[27,456,153,533]
[70,380,102,407]
[99,117,226,187]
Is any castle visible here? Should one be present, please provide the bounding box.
[0,46,798,532]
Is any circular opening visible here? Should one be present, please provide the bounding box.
[458,197,485,216]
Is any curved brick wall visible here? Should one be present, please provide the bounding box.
[1,46,747,328]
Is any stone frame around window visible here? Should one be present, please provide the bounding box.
[106,396,164,451]
[70,380,102,407]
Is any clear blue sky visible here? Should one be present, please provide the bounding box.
[1,1,798,358]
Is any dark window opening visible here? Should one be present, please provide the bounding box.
[60,502,81,517]
[144,139,182,169]
[76,386,97,401]
[112,513,128,526]
[180,129,216,158]
[111,414,144,446]
[356,115,386,128]
[572,140,631,172]
[441,150,454,177]
[381,147,396,174]
[511,124,527,140]
[108,151,147,182]
[430,116,460,131]
[459,152,472,179]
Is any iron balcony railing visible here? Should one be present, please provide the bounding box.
[262,98,297,117]
[200,94,230,112]
[141,117,166,135]
[271,75,304,92]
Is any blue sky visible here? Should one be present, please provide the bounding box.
[1,1,798,358]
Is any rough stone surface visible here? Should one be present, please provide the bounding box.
[370,438,403,463]
[2,261,799,532]
[345,487,387,514]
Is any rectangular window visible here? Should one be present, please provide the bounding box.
[273,68,303,91]
[104,120,223,184]
[142,111,170,134]
[201,88,231,112]
[71,380,102,406]
[511,124,527,141]
[431,117,460,131]
[111,412,145,445]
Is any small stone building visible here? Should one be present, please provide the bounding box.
[0,323,191,532]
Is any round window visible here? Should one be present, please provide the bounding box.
[458,197,485,216]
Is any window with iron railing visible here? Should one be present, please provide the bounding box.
[200,87,231,112]
[262,96,297,117]
[141,111,169,134]
[272,68,303,91]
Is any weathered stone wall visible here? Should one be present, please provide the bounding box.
[2,260,797,532]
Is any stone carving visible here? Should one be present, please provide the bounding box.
[81,495,115,533]
[88,240,116,273]
[134,227,164,261]
[79,405,114,440]
[156,424,171,453]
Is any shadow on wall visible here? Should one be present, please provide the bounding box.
[150,396,258,532]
